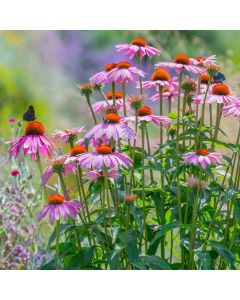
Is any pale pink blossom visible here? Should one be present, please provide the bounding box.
[116,38,161,59]
[183,149,222,169]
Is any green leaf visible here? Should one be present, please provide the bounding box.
[196,251,212,270]
[111,244,125,261]
[48,224,75,247]
[140,255,172,270]
[149,221,181,247]
[234,198,240,224]
[210,241,235,269]
[118,230,140,260]
[130,259,148,270]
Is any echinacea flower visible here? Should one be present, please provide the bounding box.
[10,169,20,177]
[115,37,161,59]
[89,63,117,85]
[65,145,88,164]
[141,68,171,89]
[38,194,82,224]
[52,127,85,143]
[77,82,95,97]
[122,105,171,128]
[222,102,240,118]
[155,53,204,75]
[92,90,131,113]
[85,108,135,144]
[150,86,179,102]
[6,121,53,160]
[194,83,237,105]
[186,176,209,189]
[191,55,217,68]
[107,62,145,85]
[183,148,222,169]
[84,169,119,184]
[77,145,132,169]
[42,155,76,184]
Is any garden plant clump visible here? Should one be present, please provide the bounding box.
[1,37,240,270]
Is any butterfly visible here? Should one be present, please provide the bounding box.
[213,72,225,83]
[23,105,36,122]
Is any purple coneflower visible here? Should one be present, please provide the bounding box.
[107,62,145,85]
[155,53,204,75]
[38,194,82,224]
[191,55,217,68]
[7,121,53,160]
[85,108,135,144]
[52,127,85,143]
[194,83,237,105]
[122,105,171,128]
[90,63,117,85]
[77,145,132,169]
[84,169,119,184]
[42,155,76,184]
[116,37,161,59]
[222,102,240,118]
[92,91,131,114]
[183,148,222,169]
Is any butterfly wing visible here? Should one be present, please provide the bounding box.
[23,105,36,122]
[213,72,226,83]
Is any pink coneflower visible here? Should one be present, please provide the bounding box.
[150,86,179,102]
[183,148,222,169]
[194,83,237,104]
[89,63,117,85]
[10,169,20,177]
[84,169,119,184]
[122,105,171,128]
[92,91,131,114]
[85,109,135,144]
[155,53,204,75]
[65,145,88,164]
[42,155,76,184]
[6,121,53,160]
[115,37,161,59]
[191,55,217,68]
[77,145,132,169]
[141,68,171,90]
[222,102,240,118]
[107,62,145,85]
[52,127,85,143]
[38,194,82,224]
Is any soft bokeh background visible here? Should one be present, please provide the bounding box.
[1,30,240,142]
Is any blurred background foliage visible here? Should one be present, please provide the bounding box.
[0,30,240,140]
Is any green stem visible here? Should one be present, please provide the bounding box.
[111,82,116,108]
[195,73,213,149]
[122,80,127,116]
[78,167,91,223]
[145,126,154,184]
[211,103,223,151]
[104,166,112,227]
[189,170,202,269]
[55,219,60,269]
[129,110,139,193]
[86,94,97,125]
[141,122,147,253]
[36,152,48,203]
[137,52,143,96]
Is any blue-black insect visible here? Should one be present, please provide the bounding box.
[23,105,36,122]
[213,72,225,83]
